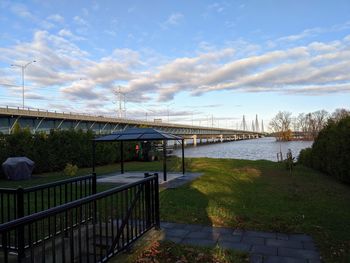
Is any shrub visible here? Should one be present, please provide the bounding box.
[0,128,137,175]
[298,147,312,166]
[300,116,350,183]
[63,163,78,177]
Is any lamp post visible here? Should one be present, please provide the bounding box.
[11,60,36,109]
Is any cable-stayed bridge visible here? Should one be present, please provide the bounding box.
[0,106,264,145]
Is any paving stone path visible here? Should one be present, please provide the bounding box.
[97,172,202,188]
[160,222,321,263]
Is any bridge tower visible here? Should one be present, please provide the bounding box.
[242,115,247,131]
[255,114,260,132]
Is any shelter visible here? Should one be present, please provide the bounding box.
[92,128,185,181]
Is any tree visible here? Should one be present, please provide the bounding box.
[296,113,307,132]
[331,108,350,122]
[313,110,329,134]
[269,111,292,141]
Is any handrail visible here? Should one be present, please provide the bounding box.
[0,174,94,192]
[0,175,156,232]
[23,174,94,192]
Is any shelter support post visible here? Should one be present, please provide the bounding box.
[120,141,124,174]
[182,139,185,175]
[163,140,167,181]
[92,141,96,175]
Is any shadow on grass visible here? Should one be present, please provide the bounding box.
[159,158,350,262]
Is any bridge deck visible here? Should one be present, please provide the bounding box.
[0,106,263,138]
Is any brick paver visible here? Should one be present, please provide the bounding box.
[160,222,320,262]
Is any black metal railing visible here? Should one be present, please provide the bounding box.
[0,174,96,225]
[0,173,159,262]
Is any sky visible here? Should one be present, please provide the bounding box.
[0,0,350,129]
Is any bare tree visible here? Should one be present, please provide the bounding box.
[313,110,329,133]
[269,111,292,141]
[297,113,307,132]
[331,108,350,122]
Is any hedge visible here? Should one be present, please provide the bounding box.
[299,116,350,183]
[0,128,137,176]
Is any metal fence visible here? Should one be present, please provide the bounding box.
[0,173,159,262]
[0,174,96,224]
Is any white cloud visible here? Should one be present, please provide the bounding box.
[162,13,184,28]
[73,16,88,26]
[207,2,229,13]
[0,30,137,109]
[11,3,35,19]
[122,38,350,101]
[1,26,350,114]
[58,29,85,41]
[276,21,350,43]
[104,30,117,37]
[277,28,322,42]
[47,14,64,24]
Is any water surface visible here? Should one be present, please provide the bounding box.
[174,137,312,162]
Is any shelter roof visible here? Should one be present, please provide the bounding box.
[94,128,182,142]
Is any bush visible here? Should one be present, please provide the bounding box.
[63,163,78,176]
[300,116,350,183]
[298,147,312,166]
[0,127,138,175]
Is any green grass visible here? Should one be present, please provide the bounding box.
[0,159,179,223]
[0,157,349,262]
[159,158,350,262]
[0,157,183,189]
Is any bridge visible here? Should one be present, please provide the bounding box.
[0,106,263,145]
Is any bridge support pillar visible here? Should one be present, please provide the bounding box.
[220,134,223,142]
[192,135,197,146]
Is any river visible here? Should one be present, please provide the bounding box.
[174,137,313,162]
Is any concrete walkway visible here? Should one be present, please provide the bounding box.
[160,222,321,263]
[97,171,202,188]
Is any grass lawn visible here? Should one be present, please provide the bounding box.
[0,157,183,189]
[0,157,349,262]
[159,158,350,262]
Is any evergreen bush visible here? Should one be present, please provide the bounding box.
[0,128,137,175]
[298,116,350,183]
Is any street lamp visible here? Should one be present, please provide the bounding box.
[11,60,36,109]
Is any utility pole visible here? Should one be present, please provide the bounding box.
[115,86,126,118]
[11,60,36,109]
